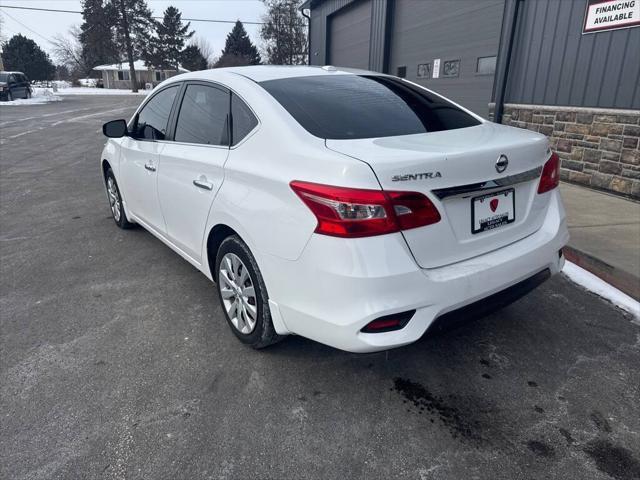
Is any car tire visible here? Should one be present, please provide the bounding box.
[105,168,135,229]
[215,235,282,349]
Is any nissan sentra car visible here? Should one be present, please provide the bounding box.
[100,66,568,353]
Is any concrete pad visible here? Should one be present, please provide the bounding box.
[560,182,640,281]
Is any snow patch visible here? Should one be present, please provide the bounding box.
[53,87,150,96]
[563,261,640,323]
[0,89,62,106]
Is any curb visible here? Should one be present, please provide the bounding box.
[563,245,640,301]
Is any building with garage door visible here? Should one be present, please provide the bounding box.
[302,0,640,198]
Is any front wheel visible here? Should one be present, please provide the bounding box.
[215,235,282,349]
[105,168,135,229]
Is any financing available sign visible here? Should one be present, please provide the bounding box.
[583,0,640,33]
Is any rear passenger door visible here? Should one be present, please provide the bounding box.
[156,82,230,263]
[19,75,28,97]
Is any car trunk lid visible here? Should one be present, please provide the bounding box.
[326,122,552,269]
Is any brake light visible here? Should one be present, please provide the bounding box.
[290,181,440,238]
[537,152,560,194]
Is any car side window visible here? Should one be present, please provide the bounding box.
[134,85,179,140]
[231,94,258,146]
[174,84,229,146]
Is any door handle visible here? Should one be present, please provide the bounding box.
[144,163,156,172]
[193,179,213,191]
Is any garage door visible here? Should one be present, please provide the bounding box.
[388,0,504,118]
[328,0,371,69]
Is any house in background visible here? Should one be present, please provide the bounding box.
[93,60,189,89]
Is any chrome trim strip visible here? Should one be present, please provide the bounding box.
[432,166,542,200]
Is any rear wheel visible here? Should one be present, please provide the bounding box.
[105,168,135,229]
[215,235,282,349]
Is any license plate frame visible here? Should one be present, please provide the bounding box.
[471,188,516,234]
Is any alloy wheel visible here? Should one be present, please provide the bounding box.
[107,177,121,222]
[218,253,258,334]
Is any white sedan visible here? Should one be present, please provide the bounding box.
[100,66,568,353]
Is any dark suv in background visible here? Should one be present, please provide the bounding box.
[0,72,32,101]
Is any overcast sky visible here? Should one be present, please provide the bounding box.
[0,0,267,61]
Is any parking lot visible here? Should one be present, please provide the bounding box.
[1,96,639,480]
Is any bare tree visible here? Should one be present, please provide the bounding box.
[192,36,215,68]
[51,26,90,78]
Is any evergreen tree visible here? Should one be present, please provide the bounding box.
[180,45,207,72]
[147,6,194,71]
[109,0,155,91]
[215,21,261,67]
[261,0,307,65]
[79,0,119,70]
[1,35,56,80]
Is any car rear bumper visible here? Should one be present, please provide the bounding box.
[263,189,569,353]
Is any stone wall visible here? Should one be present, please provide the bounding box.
[490,103,640,199]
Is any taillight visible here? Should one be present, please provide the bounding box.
[537,152,560,194]
[290,181,440,238]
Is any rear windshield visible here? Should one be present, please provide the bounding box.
[259,75,480,140]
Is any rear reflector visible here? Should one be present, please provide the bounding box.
[537,152,560,194]
[361,310,415,333]
[290,181,440,238]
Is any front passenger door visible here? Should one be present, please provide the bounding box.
[7,75,19,98]
[157,82,230,262]
[119,85,179,233]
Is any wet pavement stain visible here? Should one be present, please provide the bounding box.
[526,440,555,458]
[590,410,612,433]
[558,427,574,445]
[583,439,640,480]
[392,377,484,443]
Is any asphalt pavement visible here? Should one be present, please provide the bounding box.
[1,96,639,480]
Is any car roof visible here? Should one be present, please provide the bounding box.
[172,65,382,84]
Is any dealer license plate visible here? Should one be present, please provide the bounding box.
[471,189,515,234]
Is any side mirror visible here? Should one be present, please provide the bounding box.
[103,119,128,138]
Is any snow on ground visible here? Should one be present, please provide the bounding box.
[0,89,62,106]
[563,261,640,323]
[1,87,150,106]
[52,87,150,96]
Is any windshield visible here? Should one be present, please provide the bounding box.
[259,75,480,140]
[0,73,9,82]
